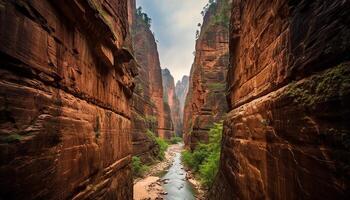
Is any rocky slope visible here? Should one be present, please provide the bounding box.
[183,0,230,149]
[0,0,136,199]
[175,75,189,136]
[210,0,350,199]
[162,69,181,136]
[131,5,173,141]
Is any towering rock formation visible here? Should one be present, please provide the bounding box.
[162,69,181,136]
[0,0,136,199]
[210,0,350,199]
[128,0,159,163]
[175,75,189,136]
[131,5,173,141]
[183,0,230,149]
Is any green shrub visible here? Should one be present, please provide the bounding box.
[156,137,169,160]
[169,136,182,144]
[132,156,149,177]
[145,115,157,123]
[181,122,223,187]
[207,83,225,91]
[145,129,169,161]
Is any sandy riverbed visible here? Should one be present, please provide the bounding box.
[133,144,180,200]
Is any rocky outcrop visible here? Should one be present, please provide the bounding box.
[162,69,181,136]
[183,0,230,149]
[210,0,350,199]
[175,75,189,136]
[0,0,136,199]
[131,7,173,140]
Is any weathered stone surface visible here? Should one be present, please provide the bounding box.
[162,69,181,136]
[210,0,350,199]
[175,75,189,136]
[128,0,159,163]
[131,5,173,141]
[183,0,230,149]
[0,0,135,199]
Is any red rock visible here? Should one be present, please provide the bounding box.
[162,69,181,136]
[0,0,135,199]
[175,76,189,137]
[130,2,173,152]
[210,0,350,199]
[183,0,230,149]
[128,0,160,163]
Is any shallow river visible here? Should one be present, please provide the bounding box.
[161,148,195,200]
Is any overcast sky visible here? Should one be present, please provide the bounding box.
[136,0,208,82]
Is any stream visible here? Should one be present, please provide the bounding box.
[161,144,195,200]
[133,144,196,200]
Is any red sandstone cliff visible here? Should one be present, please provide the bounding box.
[128,1,160,163]
[210,0,350,199]
[175,75,189,136]
[162,69,181,136]
[0,0,136,199]
[131,6,173,140]
[183,0,230,149]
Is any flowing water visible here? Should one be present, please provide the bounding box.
[161,145,195,200]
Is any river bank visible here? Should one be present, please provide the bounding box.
[133,143,200,200]
[133,144,178,200]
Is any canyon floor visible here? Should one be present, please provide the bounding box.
[133,144,202,200]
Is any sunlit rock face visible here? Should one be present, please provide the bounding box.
[162,69,181,136]
[183,0,230,150]
[0,0,136,199]
[210,0,350,199]
[130,2,173,141]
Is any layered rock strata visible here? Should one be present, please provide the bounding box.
[0,0,136,199]
[175,75,189,136]
[210,0,350,199]
[183,0,230,149]
[131,5,173,141]
[162,69,181,136]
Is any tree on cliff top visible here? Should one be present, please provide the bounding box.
[136,6,151,28]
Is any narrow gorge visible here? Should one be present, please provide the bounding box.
[0,0,349,200]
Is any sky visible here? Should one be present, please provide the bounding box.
[136,0,208,82]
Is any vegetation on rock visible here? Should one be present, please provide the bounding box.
[132,156,150,177]
[182,122,223,187]
[169,136,183,144]
[136,6,152,28]
[146,129,169,160]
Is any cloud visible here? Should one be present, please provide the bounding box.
[136,0,208,82]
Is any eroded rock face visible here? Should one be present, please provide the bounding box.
[162,69,181,136]
[131,6,173,140]
[183,0,230,149]
[0,0,136,199]
[175,75,189,136]
[128,0,159,163]
[210,0,350,199]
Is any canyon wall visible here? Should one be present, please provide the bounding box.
[128,0,159,163]
[131,6,173,140]
[175,75,189,136]
[0,0,136,199]
[162,69,181,136]
[183,0,230,149]
[210,0,350,199]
